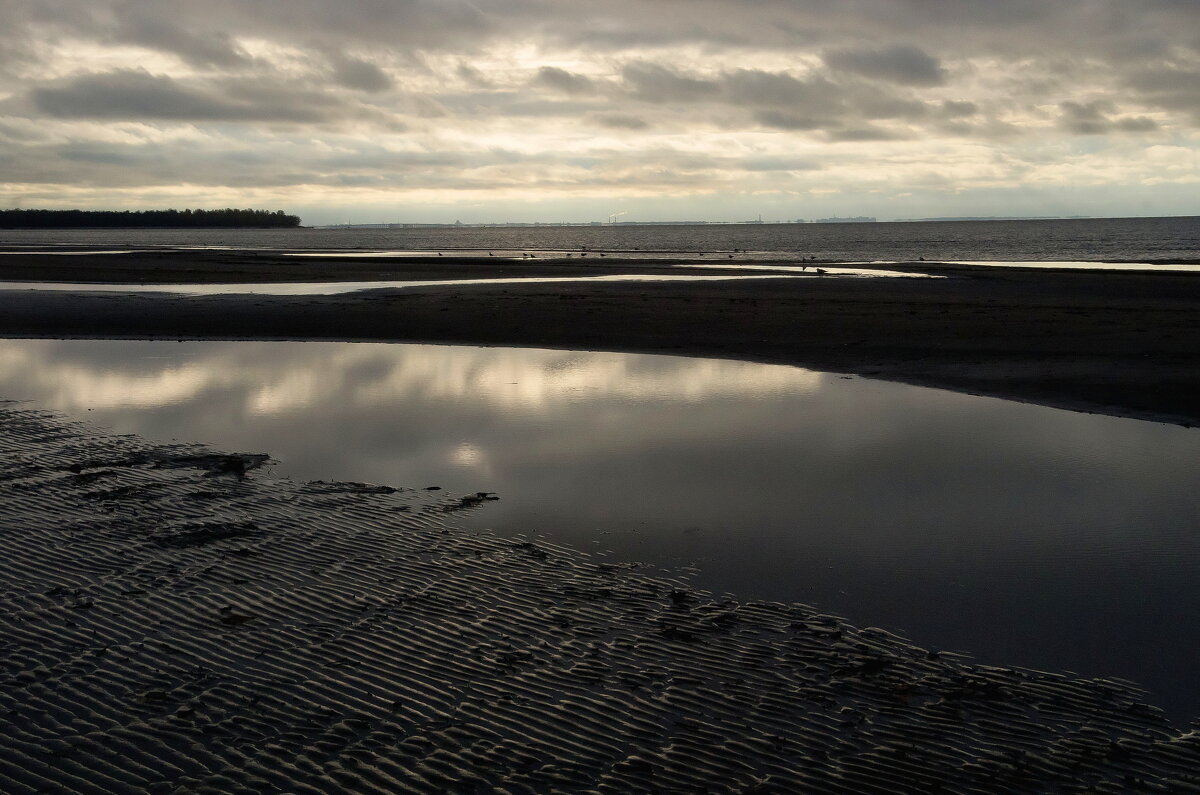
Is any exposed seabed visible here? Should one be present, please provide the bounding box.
[1,401,1197,792]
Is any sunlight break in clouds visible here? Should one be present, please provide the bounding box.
[0,0,1197,222]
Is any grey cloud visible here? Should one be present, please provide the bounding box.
[853,93,928,121]
[0,118,42,143]
[0,140,211,188]
[1115,116,1159,132]
[56,145,149,167]
[823,45,946,86]
[434,90,602,119]
[723,70,836,108]
[4,0,1200,206]
[617,64,939,137]
[737,156,820,172]
[724,68,930,122]
[331,57,394,92]
[146,0,500,51]
[753,110,825,131]
[940,100,978,118]
[456,63,494,88]
[1059,100,1116,134]
[590,112,650,130]
[30,70,358,124]
[1126,66,1200,120]
[314,149,487,171]
[113,16,250,68]
[402,95,450,118]
[533,66,596,95]
[1059,101,1159,134]
[5,0,1199,66]
[0,137,491,190]
[622,62,719,103]
[436,91,595,118]
[825,126,905,142]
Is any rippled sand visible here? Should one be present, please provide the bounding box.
[1,401,1198,792]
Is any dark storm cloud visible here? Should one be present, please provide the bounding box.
[823,45,946,87]
[30,70,358,123]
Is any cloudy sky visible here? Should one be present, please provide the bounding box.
[1,0,1198,224]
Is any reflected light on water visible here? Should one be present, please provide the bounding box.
[1,337,1199,723]
[0,346,225,409]
[2,341,821,416]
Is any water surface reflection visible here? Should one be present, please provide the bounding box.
[1,339,1198,722]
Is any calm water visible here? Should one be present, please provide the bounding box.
[2,338,1198,722]
[0,268,933,296]
[2,216,1199,262]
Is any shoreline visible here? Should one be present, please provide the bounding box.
[1,251,1198,427]
[2,401,1198,790]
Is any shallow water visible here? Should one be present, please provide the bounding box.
[2,215,1199,261]
[0,268,925,297]
[2,338,1198,722]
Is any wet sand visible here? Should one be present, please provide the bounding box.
[1,249,1199,425]
[3,401,1199,792]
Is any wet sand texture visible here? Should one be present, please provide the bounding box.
[1,401,1198,792]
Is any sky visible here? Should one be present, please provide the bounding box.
[0,0,1198,225]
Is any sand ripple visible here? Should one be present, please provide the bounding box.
[1,400,1197,792]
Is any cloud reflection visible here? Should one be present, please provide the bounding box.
[0,339,821,416]
[2,337,1200,719]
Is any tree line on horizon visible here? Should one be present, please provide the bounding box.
[0,208,302,228]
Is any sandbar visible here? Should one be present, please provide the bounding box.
[1,249,1198,426]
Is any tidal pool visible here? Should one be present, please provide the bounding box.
[2,338,1198,722]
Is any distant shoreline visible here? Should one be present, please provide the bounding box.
[308,214,1198,229]
[0,208,301,229]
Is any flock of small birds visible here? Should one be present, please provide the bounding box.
[415,248,894,280]
[426,247,840,267]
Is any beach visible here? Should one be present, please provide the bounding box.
[2,249,1200,790]
[1,250,1198,426]
[2,400,1199,792]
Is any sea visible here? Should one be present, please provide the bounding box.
[1,215,1199,262]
